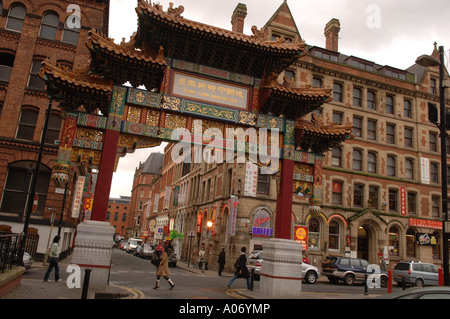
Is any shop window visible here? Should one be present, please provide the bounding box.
[39,11,59,40]
[6,3,26,32]
[0,161,50,216]
[432,232,441,259]
[308,218,321,250]
[328,220,340,250]
[16,107,38,141]
[388,226,400,256]
[406,228,416,258]
[0,52,15,83]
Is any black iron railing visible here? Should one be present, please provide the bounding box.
[0,233,23,273]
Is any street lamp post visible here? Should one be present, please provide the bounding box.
[416,45,449,285]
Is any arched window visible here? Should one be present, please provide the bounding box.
[39,11,59,40]
[0,51,14,82]
[16,107,38,141]
[308,218,321,250]
[0,161,51,216]
[328,220,340,250]
[6,3,26,32]
[62,16,80,45]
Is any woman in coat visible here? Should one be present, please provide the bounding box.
[153,247,175,289]
[226,246,250,289]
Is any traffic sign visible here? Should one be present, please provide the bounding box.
[32,193,38,213]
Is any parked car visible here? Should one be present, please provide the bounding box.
[126,238,142,254]
[322,256,388,286]
[376,286,450,299]
[134,244,142,256]
[246,250,320,284]
[393,261,440,287]
[22,252,33,270]
[139,244,155,259]
[168,252,177,267]
[121,243,128,251]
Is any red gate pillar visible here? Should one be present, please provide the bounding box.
[91,86,127,221]
[275,120,295,239]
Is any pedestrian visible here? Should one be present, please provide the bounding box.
[303,254,310,264]
[199,246,206,272]
[153,246,175,290]
[155,241,164,267]
[192,247,198,269]
[44,235,61,282]
[226,247,250,289]
[218,247,226,276]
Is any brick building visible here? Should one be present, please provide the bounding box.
[128,2,450,274]
[0,0,109,259]
[107,196,130,238]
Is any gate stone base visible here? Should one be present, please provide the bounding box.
[71,220,115,298]
[259,238,303,298]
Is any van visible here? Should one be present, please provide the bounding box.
[126,238,142,254]
[393,261,440,287]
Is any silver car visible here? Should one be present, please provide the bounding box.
[393,261,440,287]
[246,250,320,284]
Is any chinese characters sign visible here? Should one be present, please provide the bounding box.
[172,72,249,109]
[71,176,85,218]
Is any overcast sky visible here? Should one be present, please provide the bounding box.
[107,0,450,197]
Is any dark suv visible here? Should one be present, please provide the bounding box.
[322,256,387,286]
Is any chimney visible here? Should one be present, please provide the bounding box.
[324,18,340,52]
[231,3,247,33]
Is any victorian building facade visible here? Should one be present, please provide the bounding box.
[130,2,449,274]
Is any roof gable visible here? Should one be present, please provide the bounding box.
[263,1,301,41]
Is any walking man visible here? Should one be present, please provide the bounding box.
[226,247,250,289]
[218,247,226,276]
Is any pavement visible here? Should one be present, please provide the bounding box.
[0,252,380,300]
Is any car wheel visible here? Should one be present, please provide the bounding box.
[415,278,424,287]
[344,274,355,286]
[304,270,317,284]
[380,275,388,288]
